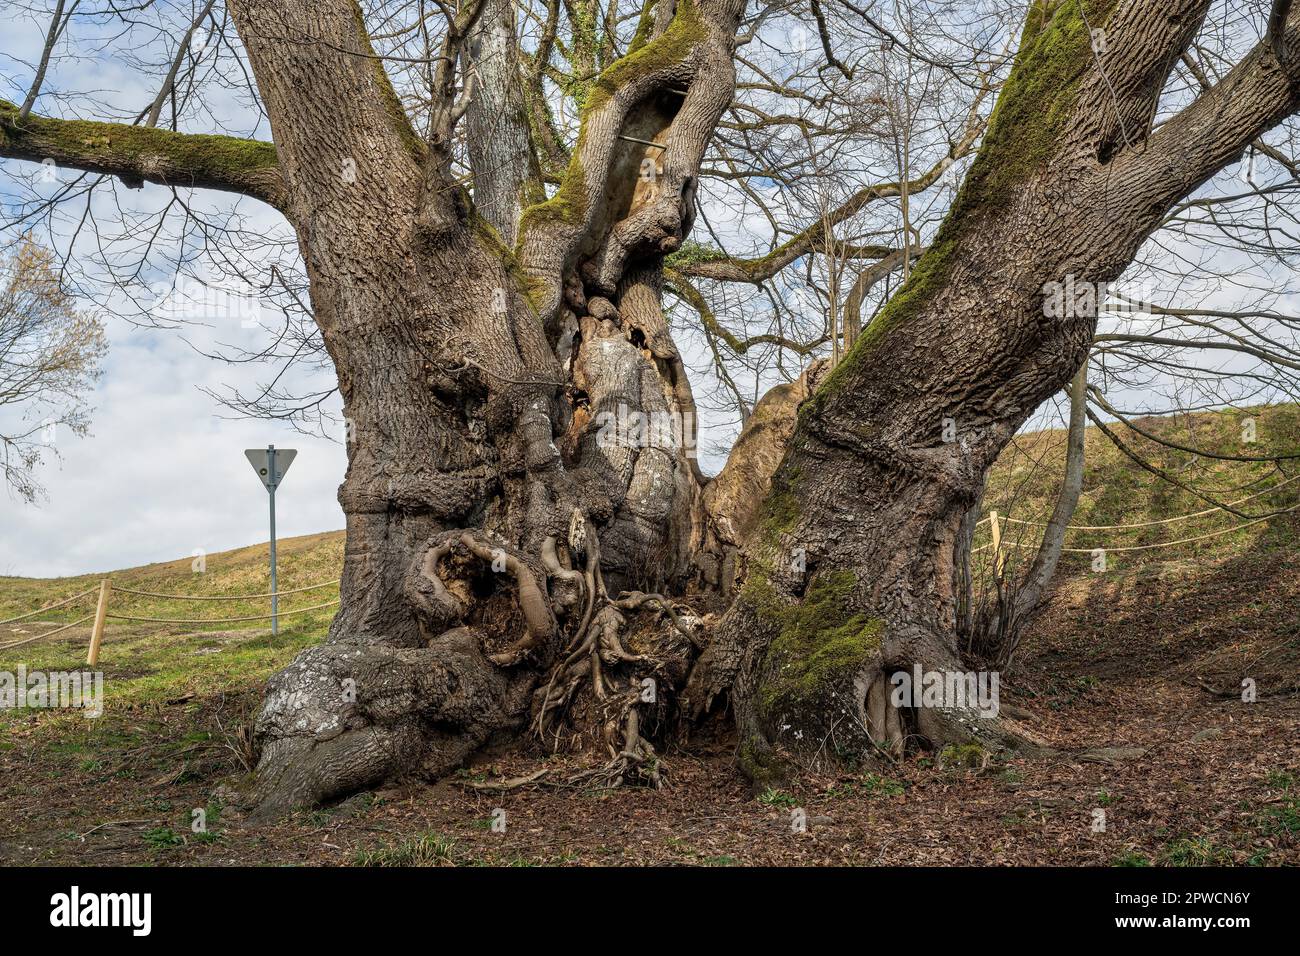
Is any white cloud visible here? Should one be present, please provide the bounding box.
[0,319,346,578]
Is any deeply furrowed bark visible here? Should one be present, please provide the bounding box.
[688,0,1300,786]
[462,0,541,245]
[21,0,1300,816]
[237,0,744,818]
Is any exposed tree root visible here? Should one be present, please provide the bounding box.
[515,517,701,788]
[400,518,702,792]
[461,768,551,792]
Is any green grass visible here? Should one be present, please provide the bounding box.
[1259,772,1300,836]
[353,831,460,867]
[142,826,183,850]
[0,531,343,725]
[980,403,1300,578]
[0,531,343,645]
[1158,837,1234,867]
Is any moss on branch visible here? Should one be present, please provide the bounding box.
[0,99,283,205]
[516,0,706,246]
[583,0,705,115]
[628,0,659,54]
[808,0,1119,408]
[350,4,427,162]
[954,0,1119,218]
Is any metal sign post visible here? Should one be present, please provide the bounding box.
[244,445,297,633]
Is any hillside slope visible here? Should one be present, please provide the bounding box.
[982,403,1300,572]
[0,531,343,713]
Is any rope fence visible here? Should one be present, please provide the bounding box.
[0,616,94,651]
[111,580,339,601]
[0,576,341,664]
[974,477,1300,566]
[1000,470,1300,531]
[0,589,98,628]
[106,598,340,625]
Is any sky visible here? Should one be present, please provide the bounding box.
[0,322,349,578]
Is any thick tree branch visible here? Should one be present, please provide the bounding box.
[1132,5,1300,205]
[517,0,745,320]
[1271,0,1295,60]
[227,0,431,228]
[1071,0,1212,158]
[0,99,285,208]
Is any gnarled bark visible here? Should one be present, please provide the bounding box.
[234,0,745,817]
[25,0,1300,816]
[690,0,1300,786]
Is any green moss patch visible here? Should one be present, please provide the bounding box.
[757,570,883,719]
[583,0,704,115]
[518,156,589,239]
[0,99,279,198]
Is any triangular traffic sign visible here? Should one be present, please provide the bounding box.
[244,447,297,490]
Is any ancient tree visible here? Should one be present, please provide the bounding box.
[4,0,1300,816]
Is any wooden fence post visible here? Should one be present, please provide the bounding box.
[989,511,1005,580]
[87,578,110,667]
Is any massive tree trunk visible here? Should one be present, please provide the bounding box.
[246,0,1300,810]
[687,0,1300,786]
[234,0,744,817]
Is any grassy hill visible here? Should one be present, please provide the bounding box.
[982,402,1300,574]
[0,530,344,714]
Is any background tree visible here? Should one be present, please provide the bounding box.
[0,235,106,502]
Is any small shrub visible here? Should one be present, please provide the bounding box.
[142,827,183,850]
[756,787,798,808]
